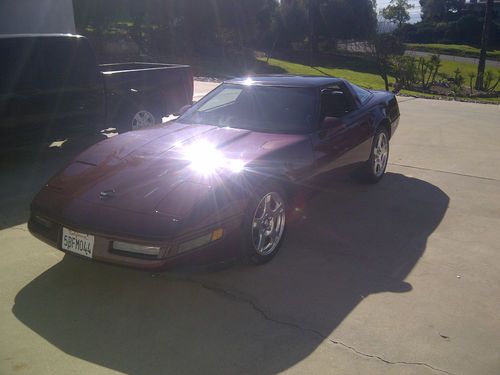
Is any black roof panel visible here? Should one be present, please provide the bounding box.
[226,75,343,88]
[0,34,84,40]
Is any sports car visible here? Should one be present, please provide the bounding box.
[29,75,400,269]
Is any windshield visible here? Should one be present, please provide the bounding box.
[177,83,317,134]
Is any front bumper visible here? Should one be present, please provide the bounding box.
[28,212,244,271]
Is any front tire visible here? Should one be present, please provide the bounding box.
[242,184,287,265]
[361,128,390,183]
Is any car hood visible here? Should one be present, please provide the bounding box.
[46,122,310,217]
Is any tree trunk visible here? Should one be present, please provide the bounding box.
[475,0,494,91]
[383,73,389,91]
[378,57,390,91]
[308,0,319,65]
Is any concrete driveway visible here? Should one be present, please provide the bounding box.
[1,82,499,375]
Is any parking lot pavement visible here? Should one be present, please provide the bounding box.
[1,83,500,375]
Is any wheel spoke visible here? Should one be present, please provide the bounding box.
[251,192,286,256]
[271,202,283,214]
[253,217,262,228]
[264,194,272,215]
[256,233,266,252]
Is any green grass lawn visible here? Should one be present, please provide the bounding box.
[257,57,391,90]
[258,56,499,104]
[406,43,500,60]
[440,59,487,76]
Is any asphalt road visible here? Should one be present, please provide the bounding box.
[339,41,500,67]
[406,50,500,68]
[1,82,500,375]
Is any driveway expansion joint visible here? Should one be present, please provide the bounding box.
[168,275,457,375]
[390,162,500,182]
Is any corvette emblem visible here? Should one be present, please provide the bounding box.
[100,190,116,200]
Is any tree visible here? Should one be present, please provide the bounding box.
[279,0,309,49]
[273,0,377,54]
[420,0,466,23]
[73,0,126,35]
[73,0,128,55]
[420,0,446,22]
[371,33,406,91]
[308,0,321,56]
[381,0,414,27]
[320,0,377,42]
[476,0,494,90]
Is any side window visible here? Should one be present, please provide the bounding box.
[198,87,242,112]
[320,85,354,118]
[42,38,99,90]
[351,84,372,105]
[0,39,44,94]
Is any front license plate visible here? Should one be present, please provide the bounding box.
[61,227,94,258]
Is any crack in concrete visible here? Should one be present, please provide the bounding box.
[390,162,500,182]
[170,276,457,375]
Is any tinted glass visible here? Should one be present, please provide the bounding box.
[41,38,98,90]
[0,38,44,94]
[178,84,317,134]
[0,37,98,94]
[321,91,352,117]
[350,83,372,104]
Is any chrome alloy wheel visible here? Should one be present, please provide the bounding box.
[251,192,286,256]
[373,132,388,177]
[132,110,156,130]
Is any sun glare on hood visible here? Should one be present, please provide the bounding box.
[180,140,245,175]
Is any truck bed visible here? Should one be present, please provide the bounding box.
[99,62,194,128]
[99,62,191,74]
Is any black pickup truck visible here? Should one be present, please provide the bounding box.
[0,34,193,145]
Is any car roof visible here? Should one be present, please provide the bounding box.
[226,75,345,88]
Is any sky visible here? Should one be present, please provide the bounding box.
[377,0,422,23]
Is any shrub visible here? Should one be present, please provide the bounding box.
[417,54,441,90]
[451,68,465,95]
[467,72,476,95]
[391,55,418,88]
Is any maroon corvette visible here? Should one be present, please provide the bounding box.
[29,76,399,270]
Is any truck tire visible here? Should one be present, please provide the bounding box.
[130,109,158,131]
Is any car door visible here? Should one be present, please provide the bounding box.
[310,83,371,176]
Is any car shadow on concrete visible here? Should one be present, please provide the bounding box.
[12,173,449,374]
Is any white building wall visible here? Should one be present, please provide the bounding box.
[0,0,75,35]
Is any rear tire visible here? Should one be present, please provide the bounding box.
[360,127,390,184]
[131,109,158,131]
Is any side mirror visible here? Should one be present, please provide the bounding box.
[174,104,192,116]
